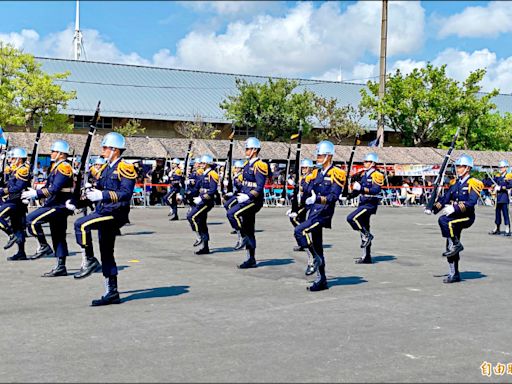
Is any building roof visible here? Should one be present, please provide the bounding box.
[6,132,512,167]
[34,57,512,133]
[38,57,376,127]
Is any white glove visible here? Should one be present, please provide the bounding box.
[84,182,92,190]
[21,188,37,200]
[162,175,169,182]
[423,208,432,215]
[86,188,103,202]
[440,204,455,217]
[494,185,501,193]
[225,192,234,198]
[352,181,361,191]
[286,209,298,219]
[65,199,77,211]
[193,196,202,205]
[223,179,229,187]
[339,195,347,202]
[185,179,191,186]
[305,190,316,205]
[177,193,183,201]
[236,193,250,203]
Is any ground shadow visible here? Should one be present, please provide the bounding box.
[211,246,237,253]
[327,276,368,287]
[208,222,224,225]
[372,255,397,263]
[323,244,333,249]
[257,258,295,267]
[461,271,487,280]
[121,231,156,236]
[255,230,264,233]
[121,285,190,302]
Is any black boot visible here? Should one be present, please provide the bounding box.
[293,245,305,252]
[30,244,54,260]
[91,276,121,306]
[195,239,210,255]
[7,251,27,261]
[442,237,464,257]
[42,257,67,277]
[238,249,257,269]
[443,273,461,283]
[356,244,373,264]
[360,230,374,248]
[4,234,17,250]
[308,266,328,291]
[489,225,501,235]
[74,250,101,279]
[230,230,237,235]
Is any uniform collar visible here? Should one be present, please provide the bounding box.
[203,167,211,176]
[249,157,259,165]
[109,157,121,168]
[321,164,333,176]
[365,168,375,177]
[459,174,470,185]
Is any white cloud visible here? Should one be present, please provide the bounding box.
[432,48,512,93]
[155,1,424,77]
[317,49,512,94]
[0,25,151,65]
[438,1,512,38]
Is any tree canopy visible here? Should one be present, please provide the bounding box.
[0,42,75,132]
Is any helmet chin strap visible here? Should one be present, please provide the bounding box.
[246,148,257,159]
[106,148,114,164]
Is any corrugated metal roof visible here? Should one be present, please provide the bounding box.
[6,132,512,166]
[37,57,512,133]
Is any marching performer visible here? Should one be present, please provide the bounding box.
[0,148,30,260]
[485,160,512,236]
[163,158,183,221]
[431,154,483,283]
[186,154,218,255]
[286,158,314,252]
[293,141,345,291]
[226,138,269,269]
[22,140,74,276]
[346,152,384,264]
[70,132,136,305]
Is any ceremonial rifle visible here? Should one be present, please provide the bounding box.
[341,133,361,198]
[290,122,303,213]
[27,117,44,188]
[424,127,460,214]
[73,101,101,207]
[1,136,10,186]
[222,126,235,195]
[281,140,293,201]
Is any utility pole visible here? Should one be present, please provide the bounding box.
[376,0,388,147]
[73,0,84,60]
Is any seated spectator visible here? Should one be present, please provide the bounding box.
[411,180,423,205]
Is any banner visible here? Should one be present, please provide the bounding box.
[393,164,440,176]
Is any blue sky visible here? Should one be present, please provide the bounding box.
[1,1,512,93]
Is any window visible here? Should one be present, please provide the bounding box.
[73,115,113,130]
[234,125,256,137]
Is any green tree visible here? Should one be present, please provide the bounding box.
[113,118,146,137]
[0,42,76,132]
[175,114,220,139]
[314,96,366,144]
[220,78,315,141]
[360,64,498,147]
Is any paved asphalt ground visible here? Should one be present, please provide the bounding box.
[0,205,510,383]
